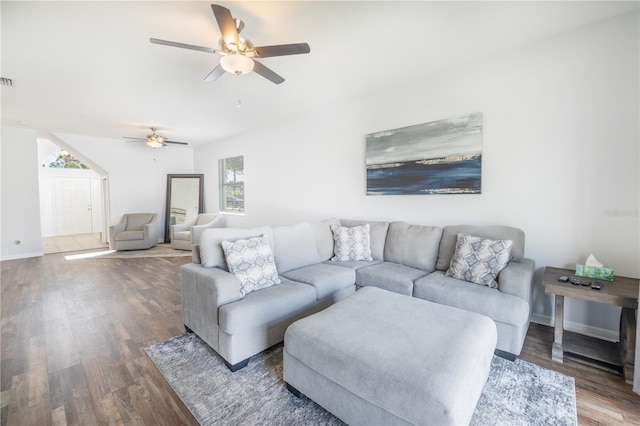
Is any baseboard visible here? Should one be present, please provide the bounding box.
[1,251,43,261]
[532,313,619,343]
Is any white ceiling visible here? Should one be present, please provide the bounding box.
[2,1,638,147]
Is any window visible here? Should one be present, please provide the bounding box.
[219,155,244,213]
[47,149,89,169]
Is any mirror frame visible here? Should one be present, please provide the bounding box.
[164,174,204,242]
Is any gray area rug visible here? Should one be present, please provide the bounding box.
[145,333,577,426]
[77,243,192,259]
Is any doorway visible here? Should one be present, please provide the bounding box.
[37,139,108,252]
[54,177,93,234]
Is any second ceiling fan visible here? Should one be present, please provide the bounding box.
[123,128,188,148]
[150,4,310,85]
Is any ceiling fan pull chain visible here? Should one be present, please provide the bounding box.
[234,74,242,109]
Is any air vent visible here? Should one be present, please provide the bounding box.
[1,77,14,87]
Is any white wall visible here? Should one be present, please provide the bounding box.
[57,133,194,241]
[194,12,639,338]
[1,127,43,259]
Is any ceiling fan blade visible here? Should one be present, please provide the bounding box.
[122,136,146,141]
[252,60,285,85]
[211,4,240,50]
[150,38,217,54]
[254,43,310,58]
[204,64,226,82]
[164,141,189,146]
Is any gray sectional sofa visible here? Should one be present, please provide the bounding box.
[181,218,535,371]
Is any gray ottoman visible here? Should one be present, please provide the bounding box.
[283,286,497,425]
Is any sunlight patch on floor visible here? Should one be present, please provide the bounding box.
[65,250,116,260]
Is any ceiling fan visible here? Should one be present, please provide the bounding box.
[122,128,188,149]
[150,4,310,85]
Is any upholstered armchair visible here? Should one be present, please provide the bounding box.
[171,213,224,250]
[109,213,160,251]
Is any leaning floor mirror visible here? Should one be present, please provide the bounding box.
[164,174,204,242]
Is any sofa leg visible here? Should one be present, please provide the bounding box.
[494,349,517,362]
[184,325,193,333]
[286,383,302,398]
[224,358,250,372]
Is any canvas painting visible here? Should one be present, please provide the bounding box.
[366,113,482,195]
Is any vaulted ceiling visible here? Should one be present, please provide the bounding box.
[2,1,638,146]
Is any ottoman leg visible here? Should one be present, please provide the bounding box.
[224,358,249,372]
[286,383,302,398]
[494,349,516,362]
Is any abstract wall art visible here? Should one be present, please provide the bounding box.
[366,113,482,195]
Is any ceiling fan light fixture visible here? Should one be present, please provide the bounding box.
[146,134,164,148]
[220,53,254,75]
[152,4,310,84]
[146,140,164,148]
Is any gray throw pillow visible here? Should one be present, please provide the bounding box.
[330,224,373,262]
[199,226,272,269]
[445,233,512,288]
[221,235,281,297]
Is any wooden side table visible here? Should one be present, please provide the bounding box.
[542,266,639,384]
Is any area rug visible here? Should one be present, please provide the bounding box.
[145,333,577,426]
[65,243,192,260]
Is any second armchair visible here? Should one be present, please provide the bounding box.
[109,213,160,251]
[171,213,225,250]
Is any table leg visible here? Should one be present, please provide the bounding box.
[552,294,564,363]
[620,307,636,384]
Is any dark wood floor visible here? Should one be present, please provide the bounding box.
[2,253,639,425]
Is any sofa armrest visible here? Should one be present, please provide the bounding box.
[172,220,194,235]
[108,217,127,249]
[143,215,160,245]
[498,258,535,303]
[173,215,199,236]
[181,263,242,351]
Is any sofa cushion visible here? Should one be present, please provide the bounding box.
[312,218,341,261]
[340,219,390,260]
[218,277,316,335]
[221,236,281,297]
[445,233,513,288]
[323,259,384,270]
[384,222,443,272]
[272,222,322,274]
[115,230,144,241]
[356,261,428,296]
[281,263,356,300]
[330,224,374,262]
[413,271,530,326]
[436,225,525,271]
[199,226,273,269]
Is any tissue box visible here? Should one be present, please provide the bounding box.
[575,264,614,281]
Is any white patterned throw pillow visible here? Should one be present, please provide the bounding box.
[445,233,513,288]
[330,224,374,262]
[221,235,281,297]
